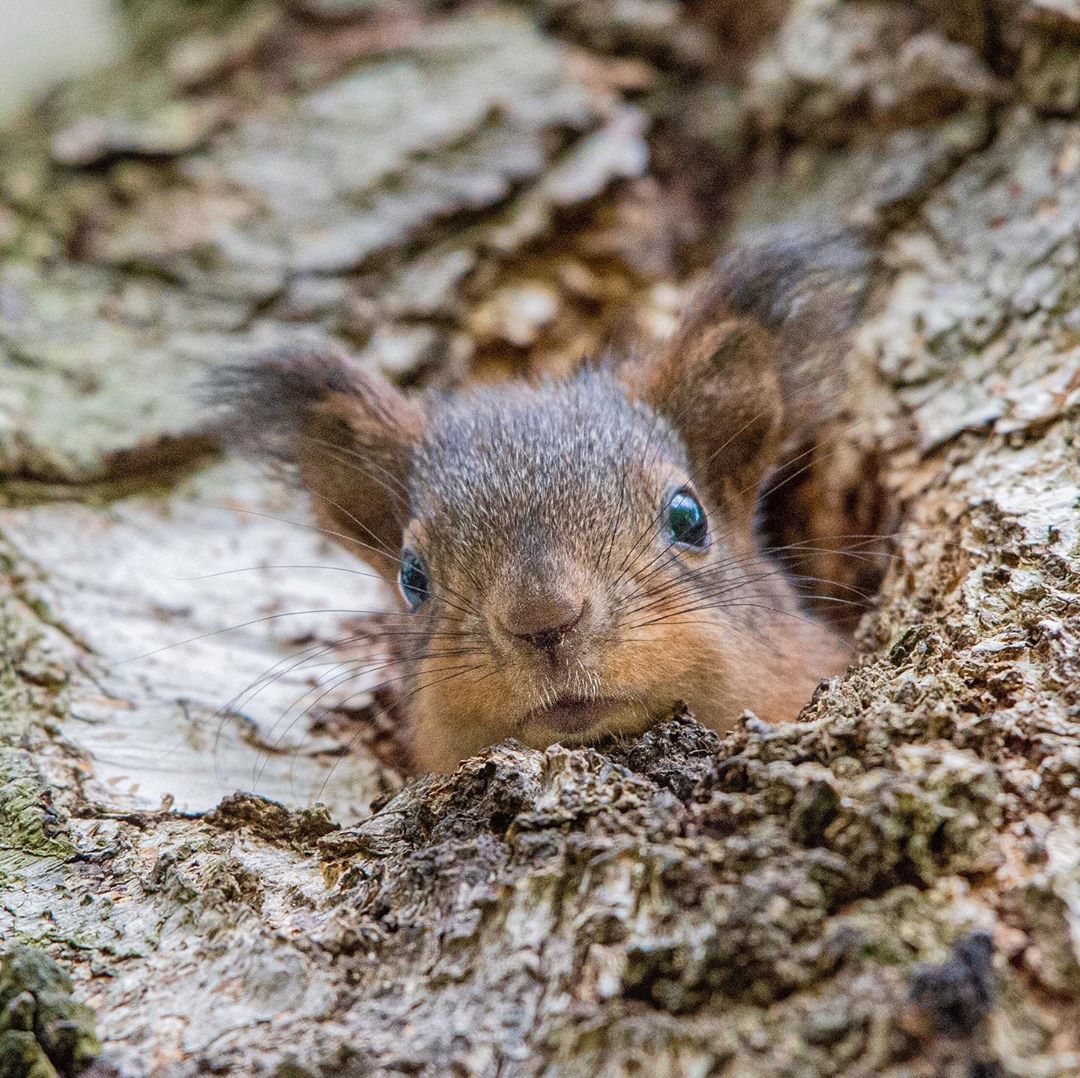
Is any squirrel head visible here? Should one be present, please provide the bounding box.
[215,229,866,771]
[215,318,836,772]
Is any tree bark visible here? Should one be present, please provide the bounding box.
[2,2,1080,1076]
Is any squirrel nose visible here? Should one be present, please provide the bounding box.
[500,592,585,651]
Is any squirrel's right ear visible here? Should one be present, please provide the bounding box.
[208,347,425,579]
[621,226,870,538]
[621,316,784,536]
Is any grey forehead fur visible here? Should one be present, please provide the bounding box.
[411,369,688,568]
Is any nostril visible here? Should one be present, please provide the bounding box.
[522,612,582,649]
[501,596,585,650]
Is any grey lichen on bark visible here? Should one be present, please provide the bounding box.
[2,0,1080,1075]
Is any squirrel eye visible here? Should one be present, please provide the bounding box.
[399,549,430,610]
[667,489,708,549]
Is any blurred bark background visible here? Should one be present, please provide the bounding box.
[2,1,1080,1075]
[0,1,123,120]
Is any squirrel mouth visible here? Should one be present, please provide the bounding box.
[522,696,617,736]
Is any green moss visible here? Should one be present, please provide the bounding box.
[0,946,100,1077]
[0,1031,61,1078]
[0,607,74,860]
[121,0,259,56]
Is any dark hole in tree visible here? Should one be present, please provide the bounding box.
[759,433,896,634]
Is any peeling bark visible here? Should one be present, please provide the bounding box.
[3,2,1080,1076]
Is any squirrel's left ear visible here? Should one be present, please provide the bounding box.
[208,347,426,581]
[620,314,784,535]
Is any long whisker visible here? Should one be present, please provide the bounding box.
[210,612,480,787]
[621,546,883,621]
[299,439,494,619]
[177,562,389,585]
[256,654,482,790]
[300,434,412,504]
[312,660,488,802]
[620,527,905,614]
[116,599,478,666]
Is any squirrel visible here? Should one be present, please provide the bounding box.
[212,227,871,773]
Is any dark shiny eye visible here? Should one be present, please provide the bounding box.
[667,489,708,549]
[399,549,430,610]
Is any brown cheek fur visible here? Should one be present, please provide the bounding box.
[404,603,846,776]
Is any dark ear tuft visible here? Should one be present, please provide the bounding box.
[708,225,870,335]
[207,346,426,580]
[207,346,363,458]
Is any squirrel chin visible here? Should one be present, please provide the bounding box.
[517,696,664,751]
[520,696,627,737]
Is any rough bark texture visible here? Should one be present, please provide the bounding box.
[3,1,1080,1076]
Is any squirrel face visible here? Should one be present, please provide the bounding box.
[216,230,865,771]
[402,373,736,769]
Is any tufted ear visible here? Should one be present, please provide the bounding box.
[209,347,426,580]
[621,226,870,538]
[621,312,784,538]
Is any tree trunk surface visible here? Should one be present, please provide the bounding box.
[2,2,1080,1075]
